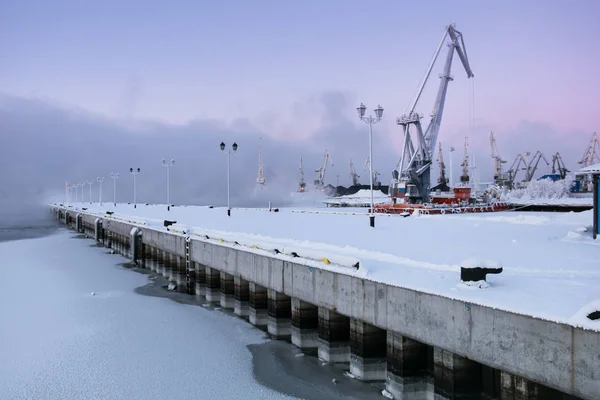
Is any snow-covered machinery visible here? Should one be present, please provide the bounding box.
[391,23,474,204]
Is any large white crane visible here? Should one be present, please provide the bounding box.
[436,142,447,186]
[349,158,360,186]
[489,131,510,187]
[392,23,474,203]
[314,150,333,188]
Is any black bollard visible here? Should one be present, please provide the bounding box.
[227,209,231,217]
[370,215,375,228]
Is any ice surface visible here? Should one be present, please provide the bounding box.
[63,203,600,330]
[0,231,296,400]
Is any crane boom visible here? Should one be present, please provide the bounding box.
[392,23,474,203]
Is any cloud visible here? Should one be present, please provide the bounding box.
[0,92,401,227]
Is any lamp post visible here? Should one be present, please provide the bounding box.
[97,177,104,205]
[357,103,384,228]
[79,181,85,203]
[161,158,175,210]
[130,168,140,208]
[87,180,94,204]
[110,173,119,206]
[220,142,238,216]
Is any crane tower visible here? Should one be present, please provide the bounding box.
[489,131,510,187]
[392,23,474,203]
[256,137,266,187]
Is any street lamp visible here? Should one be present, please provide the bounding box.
[86,180,94,205]
[357,103,384,228]
[161,158,175,210]
[79,181,85,203]
[110,173,119,206]
[130,168,141,208]
[97,177,105,205]
[220,142,238,216]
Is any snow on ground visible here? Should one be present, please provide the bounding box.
[65,202,600,331]
[503,178,593,206]
[0,231,296,400]
[323,189,390,207]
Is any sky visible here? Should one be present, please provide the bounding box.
[1,0,599,216]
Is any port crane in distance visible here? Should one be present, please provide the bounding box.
[392,23,474,204]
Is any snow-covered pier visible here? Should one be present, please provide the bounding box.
[52,204,599,400]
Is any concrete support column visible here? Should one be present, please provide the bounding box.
[318,308,350,363]
[349,319,387,381]
[234,276,249,317]
[186,258,195,295]
[249,283,268,328]
[177,256,187,293]
[267,289,291,339]
[167,253,176,282]
[140,243,147,269]
[500,371,563,400]
[205,266,221,303]
[148,246,157,272]
[291,299,318,350]
[386,332,432,399]
[156,249,165,277]
[194,262,206,299]
[220,272,234,309]
[434,347,481,399]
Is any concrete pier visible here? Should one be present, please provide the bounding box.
[349,319,387,381]
[291,299,318,350]
[220,272,234,309]
[234,276,249,317]
[267,289,292,339]
[205,266,220,303]
[52,206,600,400]
[318,308,350,363]
[386,332,432,399]
[249,283,268,328]
[434,348,481,399]
[194,262,206,299]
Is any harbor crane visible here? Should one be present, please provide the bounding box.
[314,150,333,188]
[578,132,600,167]
[436,142,448,185]
[349,158,360,186]
[489,131,510,187]
[523,150,550,183]
[459,137,470,185]
[551,152,569,179]
[507,152,529,188]
[392,23,474,203]
[298,157,306,192]
[364,156,381,186]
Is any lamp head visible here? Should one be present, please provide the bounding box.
[357,103,366,119]
[374,104,384,119]
[220,142,226,151]
[232,142,238,152]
